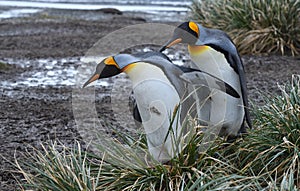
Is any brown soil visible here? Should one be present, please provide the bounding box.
[0,9,299,191]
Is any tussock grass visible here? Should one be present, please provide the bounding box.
[16,142,102,191]
[16,134,263,190]
[16,75,300,190]
[236,74,300,186]
[190,0,300,56]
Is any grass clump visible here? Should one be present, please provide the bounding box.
[0,61,9,70]
[225,74,300,188]
[190,0,300,56]
[16,75,300,190]
[251,75,300,183]
[16,134,263,190]
[16,142,102,191]
[93,131,261,191]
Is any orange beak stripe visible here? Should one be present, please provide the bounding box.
[88,74,100,83]
[83,73,100,88]
[167,38,182,48]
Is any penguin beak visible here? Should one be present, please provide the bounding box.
[83,73,100,88]
[159,38,182,52]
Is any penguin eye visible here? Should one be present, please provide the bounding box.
[104,56,120,69]
[189,22,199,37]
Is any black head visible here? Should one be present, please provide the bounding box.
[82,56,121,88]
[159,21,199,52]
[175,22,199,43]
[83,54,142,88]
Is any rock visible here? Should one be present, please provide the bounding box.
[96,8,123,15]
[131,17,147,22]
[112,16,146,22]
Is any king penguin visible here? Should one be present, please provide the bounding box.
[83,51,240,162]
[160,21,252,137]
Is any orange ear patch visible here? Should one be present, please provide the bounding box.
[189,22,199,37]
[104,56,119,68]
[122,63,136,73]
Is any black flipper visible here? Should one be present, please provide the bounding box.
[230,54,252,129]
[133,104,142,123]
[177,65,240,99]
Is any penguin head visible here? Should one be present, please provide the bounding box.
[160,21,199,52]
[83,54,139,87]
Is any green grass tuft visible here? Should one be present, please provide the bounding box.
[223,74,300,188]
[190,0,300,56]
[16,141,102,191]
[234,74,300,186]
[16,75,300,190]
[0,61,9,70]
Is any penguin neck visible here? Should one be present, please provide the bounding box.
[123,62,171,87]
[188,45,210,55]
[187,44,225,74]
[188,44,240,90]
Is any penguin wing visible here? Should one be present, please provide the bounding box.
[133,103,142,122]
[178,66,240,99]
[230,54,252,129]
[213,46,252,129]
[133,51,172,62]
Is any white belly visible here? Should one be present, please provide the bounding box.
[189,47,244,136]
[133,79,181,162]
[126,62,183,162]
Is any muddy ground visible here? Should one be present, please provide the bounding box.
[0,9,299,190]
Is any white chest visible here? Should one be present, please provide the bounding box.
[125,62,182,162]
[188,45,240,91]
[188,46,245,136]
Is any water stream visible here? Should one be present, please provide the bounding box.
[0,0,191,21]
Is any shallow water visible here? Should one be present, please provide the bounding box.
[0,8,42,18]
[0,0,190,21]
[1,57,108,88]
[0,0,189,12]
